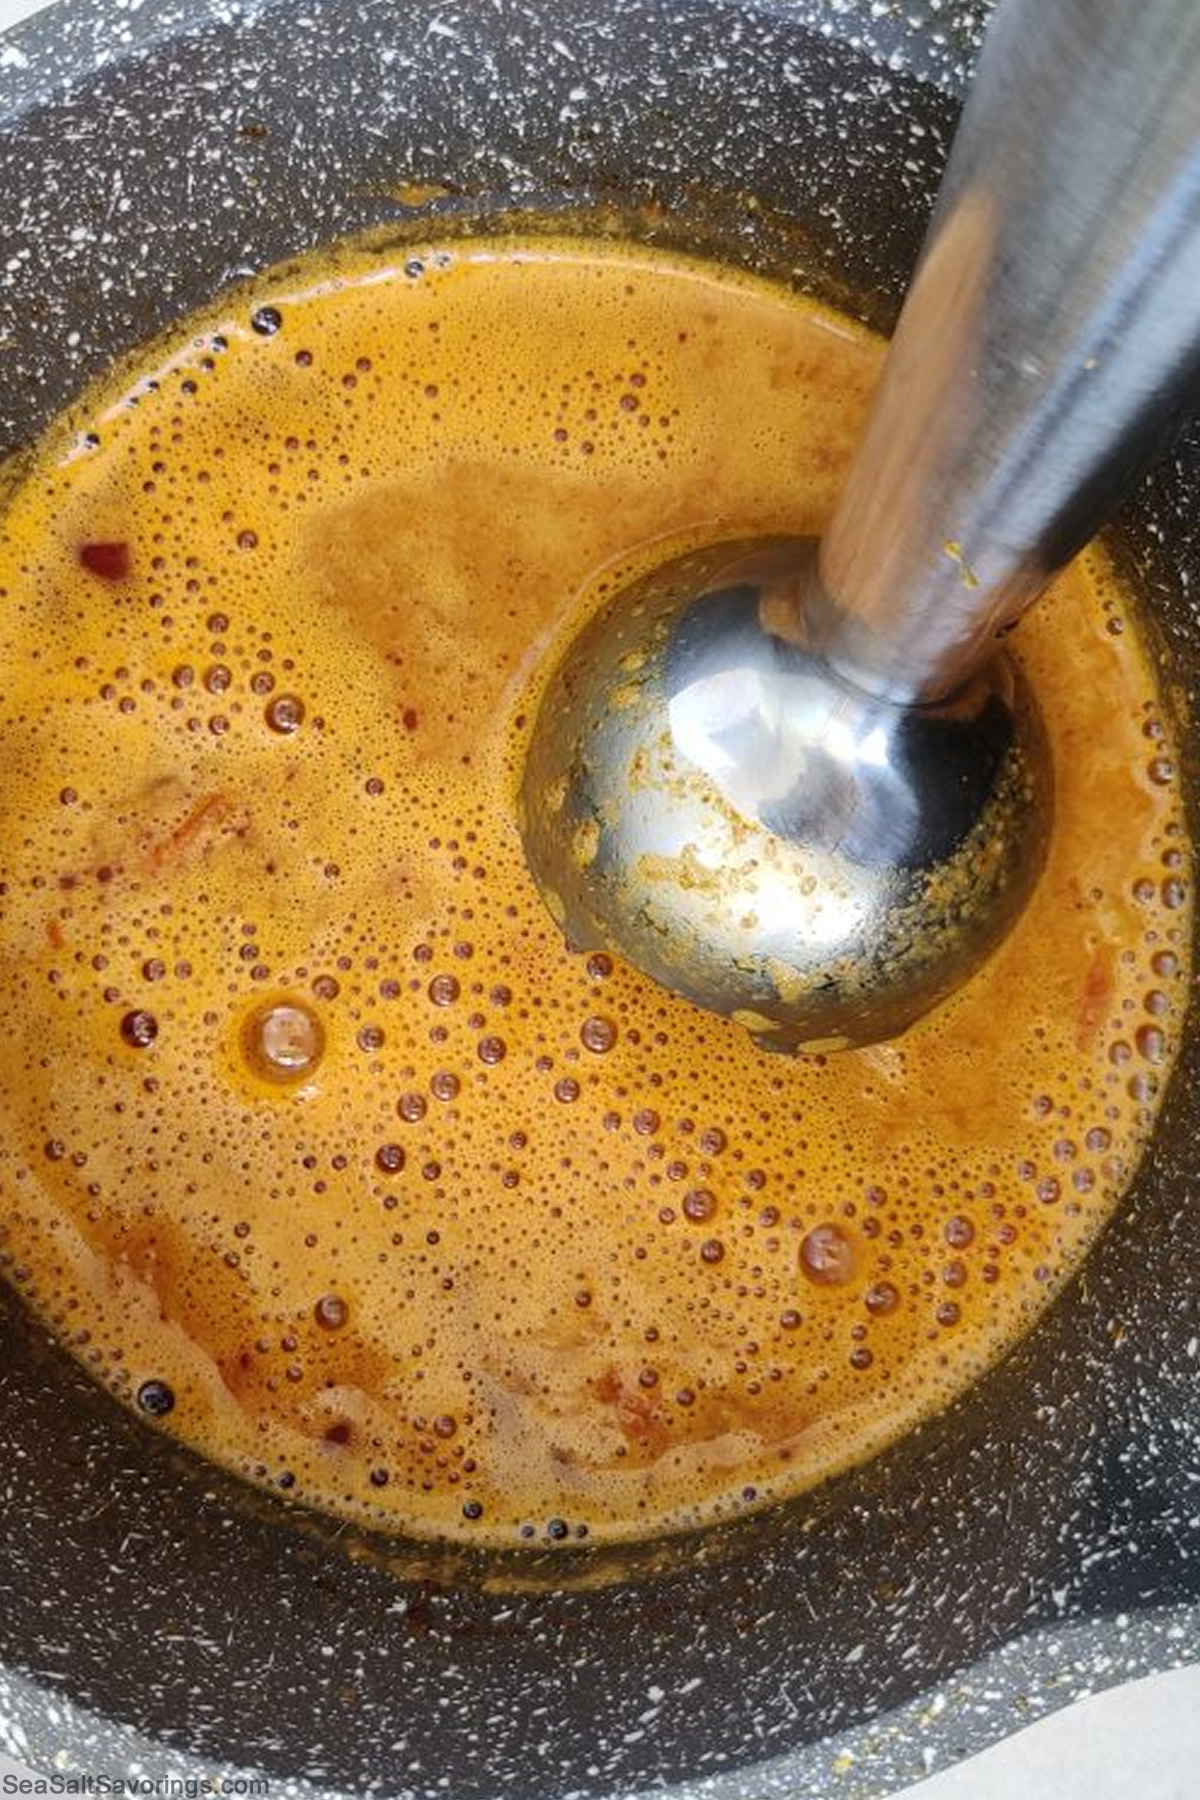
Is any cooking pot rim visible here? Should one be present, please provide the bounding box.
[2,1598,1196,1797]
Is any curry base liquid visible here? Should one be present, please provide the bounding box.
[0,240,1189,1547]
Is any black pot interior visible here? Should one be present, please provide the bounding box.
[1,1,1198,1794]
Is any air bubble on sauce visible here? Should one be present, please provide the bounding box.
[800,1224,855,1286]
[120,1010,158,1049]
[241,997,325,1084]
[265,694,305,734]
[580,1016,617,1054]
[136,1379,175,1416]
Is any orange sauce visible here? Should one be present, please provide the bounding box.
[0,238,1188,1547]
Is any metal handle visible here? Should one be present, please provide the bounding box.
[813,0,1200,704]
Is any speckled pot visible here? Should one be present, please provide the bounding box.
[0,1,1198,1795]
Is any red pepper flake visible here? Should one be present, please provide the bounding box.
[79,541,131,581]
[1077,948,1114,1051]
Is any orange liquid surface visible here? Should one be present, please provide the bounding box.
[0,238,1189,1547]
